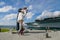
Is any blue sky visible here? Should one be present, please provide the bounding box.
[0,0,60,25]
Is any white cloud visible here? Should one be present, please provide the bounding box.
[2,14,17,21]
[28,5,33,10]
[53,11,60,17]
[0,6,16,12]
[0,21,16,26]
[0,2,5,6]
[37,10,60,20]
[26,12,34,19]
[0,13,17,25]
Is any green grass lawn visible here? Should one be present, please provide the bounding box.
[0,28,9,32]
[0,28,17,32]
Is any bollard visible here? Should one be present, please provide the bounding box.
[46,30,51,38]
[46,26,51,38]
[46,32,49,38]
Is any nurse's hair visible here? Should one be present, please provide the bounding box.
[18,8,22,12]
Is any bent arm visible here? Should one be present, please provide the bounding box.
[23,10,28,17]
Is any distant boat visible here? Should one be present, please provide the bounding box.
[26,17,60,30]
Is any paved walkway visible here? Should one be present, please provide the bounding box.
[0,31,60,40]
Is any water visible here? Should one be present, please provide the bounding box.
[0,25,16,29]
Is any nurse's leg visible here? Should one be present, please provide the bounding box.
[18,20,22,34]
[19,20,23,35]
[20,20,24,35]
